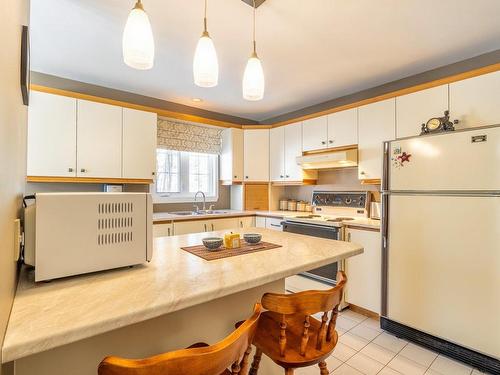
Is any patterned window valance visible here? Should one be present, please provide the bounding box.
[157,118,223,154]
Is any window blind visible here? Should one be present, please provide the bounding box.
[157,118,223,154]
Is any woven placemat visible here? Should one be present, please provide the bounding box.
[181,241,282,261]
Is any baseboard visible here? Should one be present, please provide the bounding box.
[347,304,380,321]
[380,317,500,375]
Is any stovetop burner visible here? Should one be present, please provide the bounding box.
[326,217,355,222]
[294,215,322,219]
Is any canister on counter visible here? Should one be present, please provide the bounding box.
[305,203,312,212]
[287,199,297,211]
[296,201,306,211]
[279,199,288,211]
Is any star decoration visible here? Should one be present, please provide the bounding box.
[398,152,412,163]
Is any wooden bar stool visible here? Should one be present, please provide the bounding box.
[98,303,262,375]
[249,271,347,375]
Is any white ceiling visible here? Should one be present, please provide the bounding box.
[30,0,500,121]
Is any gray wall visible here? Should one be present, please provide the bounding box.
[0,0,29,371]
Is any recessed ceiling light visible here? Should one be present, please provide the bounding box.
[191,98,203,102]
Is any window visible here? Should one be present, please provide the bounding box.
[154,149,218,203]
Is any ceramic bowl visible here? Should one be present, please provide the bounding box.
[243,233,262,244]
[202,237,224,250]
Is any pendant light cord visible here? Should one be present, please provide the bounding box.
[252,0,257,54]
[203,0,208,33]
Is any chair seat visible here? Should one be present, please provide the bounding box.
[253,311,338,368]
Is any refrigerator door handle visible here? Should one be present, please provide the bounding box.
[382,141,390,192]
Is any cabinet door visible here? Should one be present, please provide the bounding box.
[327,108,358,148]
[27,91,77,177]
[238,216,256,228]
[77,100,122,178]
[210,217,239,231]
[284,122,303,181]
[173,220,209,235]
[345,228,381,314]
[122,108,157,179]
[244,130,269,181]
[396,85,448,138]
[302,116,328,151]
[220,128,244,182]
[255,216,266,228]
[270,127,285,181]
[265,217,283,231]
[153,223,172,237]
[358,99,396,180]
[450,71,500,129]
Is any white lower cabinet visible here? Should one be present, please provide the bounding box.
[209,217,239,231]
[238,216,256,228]
[344,227,381,314]
[265,217,283,231]
[153,223,173,237]
[173,220,210,235]
[255,216,266,228]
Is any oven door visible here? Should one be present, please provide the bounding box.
[282,221,340,285]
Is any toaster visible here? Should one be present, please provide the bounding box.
[24,192,153,281]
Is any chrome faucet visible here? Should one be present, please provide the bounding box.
[193,191,206,213]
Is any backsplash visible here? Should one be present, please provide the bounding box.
[283,168,380,203]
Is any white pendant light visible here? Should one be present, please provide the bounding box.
[193,0,219,87]
[242,0,264,101]
[122,0,155,70]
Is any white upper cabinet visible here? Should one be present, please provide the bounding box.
[358,98,396,180]
[302,116,328,151]
[122,108,157,179]
[27,91,77,177]
[396,85,448,139]
[244,129,269,182]
[450,70,500,129]
[327,108,358,148]
[77,100,122,178]
[270,126,285,181]
[220,128,244,183]
[284,122,304,181]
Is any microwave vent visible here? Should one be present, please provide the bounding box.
[97,201,135,246]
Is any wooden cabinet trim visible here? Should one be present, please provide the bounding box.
[26,176,153,184]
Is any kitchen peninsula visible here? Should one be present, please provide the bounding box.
[2,228,363,375]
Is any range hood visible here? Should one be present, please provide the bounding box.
[296,149,358,170]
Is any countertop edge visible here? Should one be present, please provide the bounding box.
[2,245,363,363]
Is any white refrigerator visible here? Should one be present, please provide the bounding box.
[381,125,500,373]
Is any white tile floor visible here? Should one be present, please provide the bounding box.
[293,308,491,375]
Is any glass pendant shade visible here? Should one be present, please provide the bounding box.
[122,1,155,70]
[242,53,265,101]
[193,32,219,87]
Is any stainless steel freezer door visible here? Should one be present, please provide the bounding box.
[385,194,500,358]
[387,126,500,191]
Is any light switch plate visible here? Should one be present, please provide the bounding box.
[14,218,22,261]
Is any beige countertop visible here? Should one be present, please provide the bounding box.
[2,228,363,363]
[343,218,381,230]
[153,210,303,223]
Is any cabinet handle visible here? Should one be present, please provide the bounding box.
[240,221,243,228]
[285,175,290,178]
[68,168,74,172]
[204,223,207,232]
[280,175,284,178]
[360,171,366,175]
[234,175,237,178]
[321,141,326,145]
[80,168,87,173]
[211,223,214,231]
[245,176,249,179]
[152,172,155,176]
[168,227,171,236]
[270,223,281,227]
[347,232,351,242]
[329,140,334,144]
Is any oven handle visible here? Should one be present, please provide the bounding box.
[283,220,339,231]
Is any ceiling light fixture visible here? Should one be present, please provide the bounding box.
[122,0,155,70]
[242,0,265,101]
[193,0,219,87]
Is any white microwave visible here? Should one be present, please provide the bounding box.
[24,192,153,281]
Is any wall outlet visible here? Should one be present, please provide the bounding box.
[14,218,22,262]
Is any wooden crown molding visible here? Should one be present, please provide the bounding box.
[26,176,153,184]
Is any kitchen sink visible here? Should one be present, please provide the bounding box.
[169,211,200,215]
